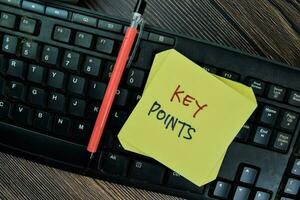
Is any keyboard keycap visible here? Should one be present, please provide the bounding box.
[101,152,129,176]
[233,186,250,200]
[89,81,106,100]
[253,126,272,146]
[72,13,97,27]
[68,98,86,117]
[48,92,65,113]
[167,171,204,193]
[73,121,91,136]
[10,104,33,125]
[21,40,39,60]
[83,56,102,77]
[291,159,300,176]
[259,106,279,126]
[247,78,266,96]
[0,12,16,29]
[22,1,45,14]
[33,111,52,131]
[0,0,21,7]
[27,87,47,107]
[236,124,251,141]
[53,116,71,136]
[19,17,37,34]
[53,26,71,43]
[254,191,271,200]
[212,181,231,199]
[45,7,69,19]
[288,91,300,107]
[2,35,18,54]
[115,88,129,106]
[280,111,298,132]
[41,45,59,65]
[284,178,300,195]
[7,59,25,79]
[148,33,174,45]
[126,68,145,88]
[129,160,165,184]
[102,62,114,82]
[220,70,240,81]
[109,110,128,128]
[27,65,45,83]
[273,132,291,152]
[96,37,114,54]
[202,65,218,74]
[98,20,122,33]
[74,32,93,48]
[239,166,258,185]
[47,70,65,89]
[7,81,26,101]
[62,51,80,71]
[0,100,10,118]
[87,103,99,120]
[267,85,286,101]
[67,75,86,96]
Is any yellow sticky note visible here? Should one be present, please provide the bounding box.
[118,49,257,187]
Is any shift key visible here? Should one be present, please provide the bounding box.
[129,160,165,184]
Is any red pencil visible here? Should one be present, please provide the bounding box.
[87,0,146,160]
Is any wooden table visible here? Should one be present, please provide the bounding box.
[1,0,299,199]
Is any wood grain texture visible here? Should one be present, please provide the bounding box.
[1,0,299,200]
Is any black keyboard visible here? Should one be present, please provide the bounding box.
[0,0,300,199]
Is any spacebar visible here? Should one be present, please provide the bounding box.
[0,121,88,169]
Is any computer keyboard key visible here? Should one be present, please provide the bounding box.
[45,7,69,19]
[41,45,59,65]
[83,56,102,77]
[291,159,300,176]
[259,106,279,126]
[53,116,71,136]
[19,17,37,34]
[109,110,128,128]
[67,75,86,95]
[129,160,165,184]
[21,40,39,60]
[0,12,16,29]
[72,13,97,27]
[98,20,122,33]
[284,178,300,195]
[212,181,231,199]
[7,59,25,79]
[62,51,80,71]
[167,171,204,193]
[28,87,47,107]
[89,81,106,100]
[8,82,26,101]
[87,104,99,120]
[0,0,21,7]
[0,100,10,118]
[74,32,93,49]
[27,65,45,83]
[10,104,33,125]
[273,132,291,152]
[53,26,71,43]
[280,111,299,132]
[22,1,45,14]
[202,65,218,74]
[2,35,18,54]
[102,62,114,82]
[96,37,114,54]
[236,124,251,141]
[239,166,258,185]
[127,68,145,88]
[267,85,286,101]
[253,127,272,146]
[33,111,52,131]
[254,191,271,200]
[68,98,86,117]
[115,89,129,106]
[47,70,65,89]
[220,71,240,81]
[48,93,65,113]
[288,91,300,107]
[247,78,266,96]
[233,186,250,200]
[101,152,129,177]
[73,121,91,136]
[148,33,175,45]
